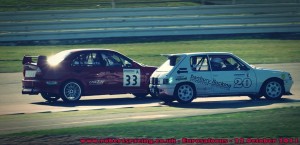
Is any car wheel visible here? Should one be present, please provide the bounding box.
[149,87,158,98]
[133,93,148,98]
[149,91,157,98]
[175,84,195,104]
[263,79,283,100]
[159,96,175,104]
[248,94,263,100]
[61,81,82,102]
[41,92,60,102]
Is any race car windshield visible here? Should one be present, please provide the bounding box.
[48,50,71,66]
[157,55,182,72]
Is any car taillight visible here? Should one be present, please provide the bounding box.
[36,67,42,77]
[37,67,41,73]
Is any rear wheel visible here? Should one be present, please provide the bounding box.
[60,81,82,102]
[175,84,195,104]
[263,79,283,100]
[41,92,60,102]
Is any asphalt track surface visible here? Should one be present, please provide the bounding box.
[0,63,299,134]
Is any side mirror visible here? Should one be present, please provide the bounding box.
[240,65,250,71]
[124,63,132,68]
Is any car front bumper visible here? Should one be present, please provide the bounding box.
[149,84,175,97]
[284,79,293,95]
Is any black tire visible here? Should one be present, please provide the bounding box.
[133,93,148,98]
[175,83,195,104]
[149,87,158,98]
[248,94,263,100]
[41,92,60,102]
[159,96,175,104]
[149,91,157,98]
[60,81,82,102]
[262,79,284,100]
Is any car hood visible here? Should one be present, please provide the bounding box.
[253,66,286,73]
[252,66,291,80]
[150,71,169,79]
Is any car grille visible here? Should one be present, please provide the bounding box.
[151,78,158,85]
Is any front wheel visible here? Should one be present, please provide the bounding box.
[60,81,82,102]
[263,79,283,100]
[41,92,60,102]
[175,84,195,104]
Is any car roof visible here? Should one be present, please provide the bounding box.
[161,52,234,57]
[65,48,118,53]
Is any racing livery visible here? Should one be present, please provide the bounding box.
[149,52,293,104]
[22,49,157,102]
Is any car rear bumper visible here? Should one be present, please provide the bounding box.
[22,79,60,95]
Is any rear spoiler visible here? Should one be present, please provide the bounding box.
[22,55,47,66]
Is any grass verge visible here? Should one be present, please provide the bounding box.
[1,39,300,73]
[2,106,300,138]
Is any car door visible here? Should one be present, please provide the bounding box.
[100,51,143,93]
[189,55,212,96]
[209,54,256,95]
[100,51,125,93]
[70,51,109,95]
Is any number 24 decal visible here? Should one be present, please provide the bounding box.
[125,75,137,86]
[234,78,252,88]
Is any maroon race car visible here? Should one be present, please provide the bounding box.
[22,49,157,102]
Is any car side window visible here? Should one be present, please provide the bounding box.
[101,52,132,67]
[71,52,105,67]
[190,55,210,71]
[209,55,248,71]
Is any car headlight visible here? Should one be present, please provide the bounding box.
[163,77,173,85]
[288,73,293,80]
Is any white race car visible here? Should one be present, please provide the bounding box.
[149,52,293,104]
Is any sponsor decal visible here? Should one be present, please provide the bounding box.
[234,74,245,76]
[89,80,105,85]
[175,76,187,81]
[190,74,231,90]
[80,137,298,144]
[177,68,188,74]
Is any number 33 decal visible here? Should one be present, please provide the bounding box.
[125,75,137,86]
[123,69,140,87]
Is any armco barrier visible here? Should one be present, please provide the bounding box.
[0,3,300,42]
